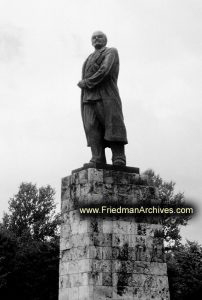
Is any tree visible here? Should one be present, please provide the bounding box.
[143,169,192,249]
[0,227,17,296]
[0,182,60,300]
[2,182,59,241]
[143,170,201,299]
[167,241,202,300]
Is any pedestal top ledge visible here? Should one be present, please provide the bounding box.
[72,163,139,174]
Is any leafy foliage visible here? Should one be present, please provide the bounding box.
[0,228,16,293]
[167,241,202,300]
[143,169,192,249]
[0,182,60,300]
[2,183,59,241]
[143,169,202,299]
[0,174,200,300]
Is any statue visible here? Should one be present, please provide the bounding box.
[78,31,128,166]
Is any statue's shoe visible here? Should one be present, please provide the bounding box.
[113,159,126,166]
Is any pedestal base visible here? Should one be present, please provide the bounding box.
[59,166,170,300]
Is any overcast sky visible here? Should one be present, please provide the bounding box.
[0,0,201,242]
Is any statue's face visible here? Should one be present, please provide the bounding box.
[91,31,107,50]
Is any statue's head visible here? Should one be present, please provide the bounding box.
[91,31,107,50]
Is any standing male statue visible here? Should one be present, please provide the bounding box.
[78,31,128,166]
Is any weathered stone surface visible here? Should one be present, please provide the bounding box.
[78,286,94,300]
[112,286,170,300]
[72,164,139,175]
[59,287,69,300]
[59,167,170,300]
[93,286,113,299]
[59,274,70,289]
[69,287,79,300]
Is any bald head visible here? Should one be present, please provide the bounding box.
[91,31,107,49]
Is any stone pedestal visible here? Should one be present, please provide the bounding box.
[59,165,170,300]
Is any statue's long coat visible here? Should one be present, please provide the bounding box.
[81,47,128,146]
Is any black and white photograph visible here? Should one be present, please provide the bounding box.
[0,0,201,299]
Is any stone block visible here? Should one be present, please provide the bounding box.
[70,233,93,248]
[80,183,91,198]
[113,286,134,300]
[60,224,71,238]
[78,286,94,300]
[102,272,113,286]
[112,246,131,261]
[102,184,118,200]
[102,220,113,233]
[69,287,79,300]
[59,288,69,300]
[128,235,137,247]
[92,259,112,273]
[69,260,80,274]
[88,193,104,205]
[112,260,134,273]
[112,234,128,247]
[88,168,103,183]
[61,197,69,213]
[78,259,91,273]
[88,272,103,285]
[78,220,89,234]
[60,235,72,251]
[78,273,89,286]
[128,247,136,261]
[133,286,170,300]
[78,169,88,184]
[61,176,71,194]
[113,220,137,234]
[93,286,113,300]
[59,167,170,300]
[61,249,71,261]
[61,246,89,261]
[89,246,102,259]
[87,218,103,233]
[69,273,80,287]
[59,274,71,289]
[59,261,69,276]
[93,233,112,247]
[132,261,167,276]
[101,246,113,259]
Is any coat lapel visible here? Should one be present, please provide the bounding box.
[85,47,106,73]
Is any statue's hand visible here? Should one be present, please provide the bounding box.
[77,80,86,89]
